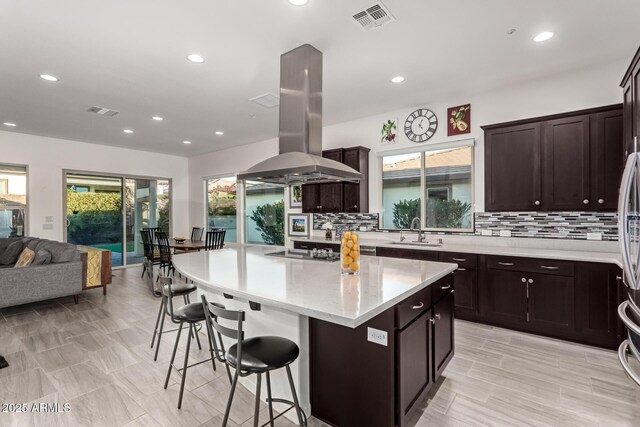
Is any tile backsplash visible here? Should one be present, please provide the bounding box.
[313,213,379,231]
[474,212,618,241]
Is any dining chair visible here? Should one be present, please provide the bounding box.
[205,230,226,250]
[143,227,163,242]
[156,231,175,277]
[191,227,204,241]
[201,294,307,426]
[140,229,161,279]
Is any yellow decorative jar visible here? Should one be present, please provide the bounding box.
[340,231,360,276]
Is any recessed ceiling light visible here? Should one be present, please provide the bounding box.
[533,31,554,42]
[152,116,163,121]
[183,140,192,144]
[186,54,205,63]
[288,0,309,5]
[123,129,134,134]
[391,76,405,83]
[39,74,59,82]
[3,122,17,127]
[215,131,224,135]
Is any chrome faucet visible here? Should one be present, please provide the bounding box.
[410,217,425,242]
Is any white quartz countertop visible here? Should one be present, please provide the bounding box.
[171,244,457,328]
[293,236,622,268]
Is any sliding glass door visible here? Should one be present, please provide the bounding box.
[125,178,170,265]
[64,172,171,268]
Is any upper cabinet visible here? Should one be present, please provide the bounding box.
[483,105,623,212]
[301,146,370,214]
[621,45,640,158]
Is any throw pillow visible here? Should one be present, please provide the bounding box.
[0,240,23,265]
[14,247,35,268]
[32,249,52,266]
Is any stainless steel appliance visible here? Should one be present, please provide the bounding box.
[617,150,640,384]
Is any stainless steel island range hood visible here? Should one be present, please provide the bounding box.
[237,44,362,185]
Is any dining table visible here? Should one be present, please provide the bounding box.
[167,238,207,251]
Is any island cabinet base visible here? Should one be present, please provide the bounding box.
[309,275,455,427]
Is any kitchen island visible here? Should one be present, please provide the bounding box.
[172,244,457,426]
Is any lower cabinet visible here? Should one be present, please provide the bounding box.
[527,272,575,334]
[397,309,431,425]
[432,291,455,379]
[482,268,528,326]
[309,276,455,427]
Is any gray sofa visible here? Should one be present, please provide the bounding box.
[0,237,83,309]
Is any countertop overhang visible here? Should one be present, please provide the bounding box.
[171,244,457,328]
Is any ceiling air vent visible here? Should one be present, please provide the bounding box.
[249,93,280,108]
[87,106,120,117]
[352,2,395,31]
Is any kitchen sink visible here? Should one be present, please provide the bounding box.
[389,241,442,248]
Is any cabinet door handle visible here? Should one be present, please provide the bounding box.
[540,265,559,270]
[440,284,451,290]
[521,277,527,283]
[598,199,605,204]
[534,201,541,206]
[452,258,466,262]
[435,313,441,320]
[583,199,590,205]
[617,275,623,281]
[457,268,467,271]
[411,302,424,310]
[300,245,309,249]
[498,262,515,266]
[528,278,534,284]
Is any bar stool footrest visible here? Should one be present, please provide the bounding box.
[263,397,308,427]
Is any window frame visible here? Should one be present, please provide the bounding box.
[243,180,285,246]
[0,163,29,237]
[203,174,239,243]
[378,138,475,233]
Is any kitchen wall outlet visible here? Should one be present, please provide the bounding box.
[499,230,512,237]
[45,216,54,223]
[359,226,367,232]
[42,224,53,230]
[481,229,492,236]
[367,327,388,347]
[587,232,603,241]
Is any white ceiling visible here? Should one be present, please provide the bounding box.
[1,0,639,157]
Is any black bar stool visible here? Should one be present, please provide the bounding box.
[201,295,307,427]
[162,279,226,409]
[151,276,200,361]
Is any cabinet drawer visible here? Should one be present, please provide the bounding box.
[439,252,477,269]
[396,286,432,330]
[293,241,313,250]
[486,256,574,276]
[432,274,454,304]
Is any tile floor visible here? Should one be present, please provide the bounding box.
[0,266,639,426]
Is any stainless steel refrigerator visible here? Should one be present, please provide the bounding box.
[618,150,640,384]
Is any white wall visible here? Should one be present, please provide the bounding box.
[0,131,189,241]
[188,58,627,230]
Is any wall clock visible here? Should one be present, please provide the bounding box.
[404,108,438,143]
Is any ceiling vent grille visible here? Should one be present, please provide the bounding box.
[87,106,120,117]
[249,93,280,108]
[352,2,394,31]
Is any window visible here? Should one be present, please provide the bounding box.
[206,177,237,242]
[245,181,284,245]
[0,164,27,238]
[381,145,473,231]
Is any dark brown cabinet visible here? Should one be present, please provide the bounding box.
[592,110,624,210]
[377,246,439,261]
[575,263,622,348]
[482,268,528,326]
[621,45,640,157]
[397,309,431,426]
[542,115,591,210]
[310,275,454,427]
[432,291,454,380]
[439,252,478,318]
[484,123,542,211]
[301,146,370,214]
[483,105,623,212]
[527,273,575,334]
